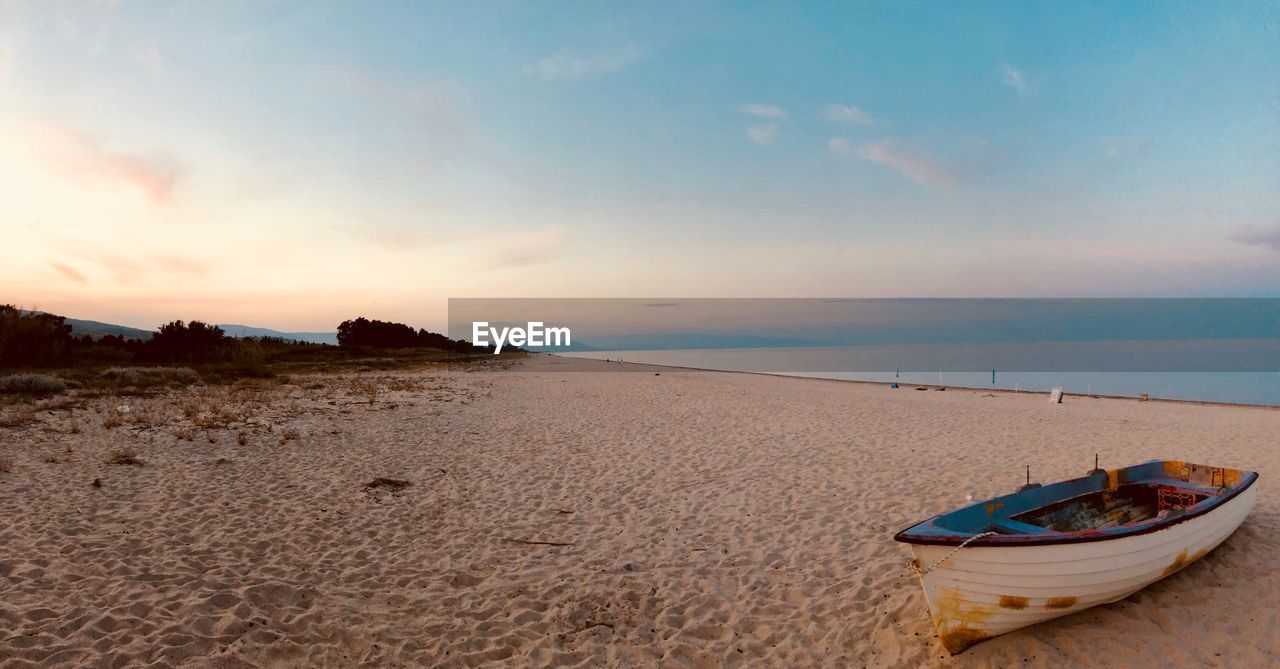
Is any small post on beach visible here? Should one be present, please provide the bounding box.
[1088,453,1106,477]
[1017,464,1041,491]
[992,369,996,385]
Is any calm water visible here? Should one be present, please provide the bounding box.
[562,347,1280,407]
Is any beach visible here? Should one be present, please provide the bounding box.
[2,355,1277,668]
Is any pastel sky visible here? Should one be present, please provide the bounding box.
[2,1,1278,331]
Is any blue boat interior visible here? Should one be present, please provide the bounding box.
[895,459,1257,546]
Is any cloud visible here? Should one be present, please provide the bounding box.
[491,226,569,268]
[746,123,779,146]
[738,104,787,119]
[524,44,642,81]
[41,125,181,202]
[1000,62,1027,95]
[127,44,166,77]
[154,255,211,276]
[85,253,144,283]
[825,104,875,125]
[1230,224,1280,252]
[856,141,959,190]
[52,263,87,284]
[828,137,854,157]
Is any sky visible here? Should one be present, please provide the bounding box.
[1,1,1278,332]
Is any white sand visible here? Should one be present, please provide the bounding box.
[1,356,1277,667]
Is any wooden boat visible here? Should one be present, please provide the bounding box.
[894,460,1258,653]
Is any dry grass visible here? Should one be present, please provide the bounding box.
[193,402,240,429]
[35,396,79,412]
[85,367,202,395]
[127,407,160,428]
[102,412,123,429]
[0,373,67,396]
[102,366,200,386]
[174,427,196,441]
[106,447,143,466]
[386,378,424,392]
[44,453,60,464]
[0,409,37,429]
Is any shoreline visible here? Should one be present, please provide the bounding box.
[545,353,1280,411]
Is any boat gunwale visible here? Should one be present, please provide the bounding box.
[894,467,1258,547]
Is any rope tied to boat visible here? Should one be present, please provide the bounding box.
[907,531,998,576]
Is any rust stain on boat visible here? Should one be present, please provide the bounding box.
[984,501,1004,516]
[998,595,1029,610]
[940,627,991,654]
[1106,468,1128,491]
[1045,596,1077,609]
[1162,460,1188,479]
[933,587,994,654]
[1163,548,1208,576]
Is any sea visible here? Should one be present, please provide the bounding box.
[561,346,1280,407]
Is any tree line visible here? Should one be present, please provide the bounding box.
[0,306,496,369]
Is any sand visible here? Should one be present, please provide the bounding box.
[1,355,1278,668]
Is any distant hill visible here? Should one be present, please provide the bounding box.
[23,310,337,345]
[61,316,155,341]
[217,324,338,345]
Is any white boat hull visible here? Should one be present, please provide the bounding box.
[907,482,1257,653]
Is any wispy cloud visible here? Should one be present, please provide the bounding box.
[524,44,643,81]
[856,141,958,190]
[825,104,875,125]
[41,125,182,202]
[1000,62,1027,95]
[51,262,87,284]
[746,124,779,146]
[738,104,787,119]
[127,44,166,77]
[828,137,852,157]
[739,105,785,145]
[491,226,569,268]
[1230,224,1280,252]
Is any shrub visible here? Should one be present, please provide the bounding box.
[144,321,231,363]
[0,306,74,367]
[336,317,486,352]
[0,373,67,395]
[107,447,143,466]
